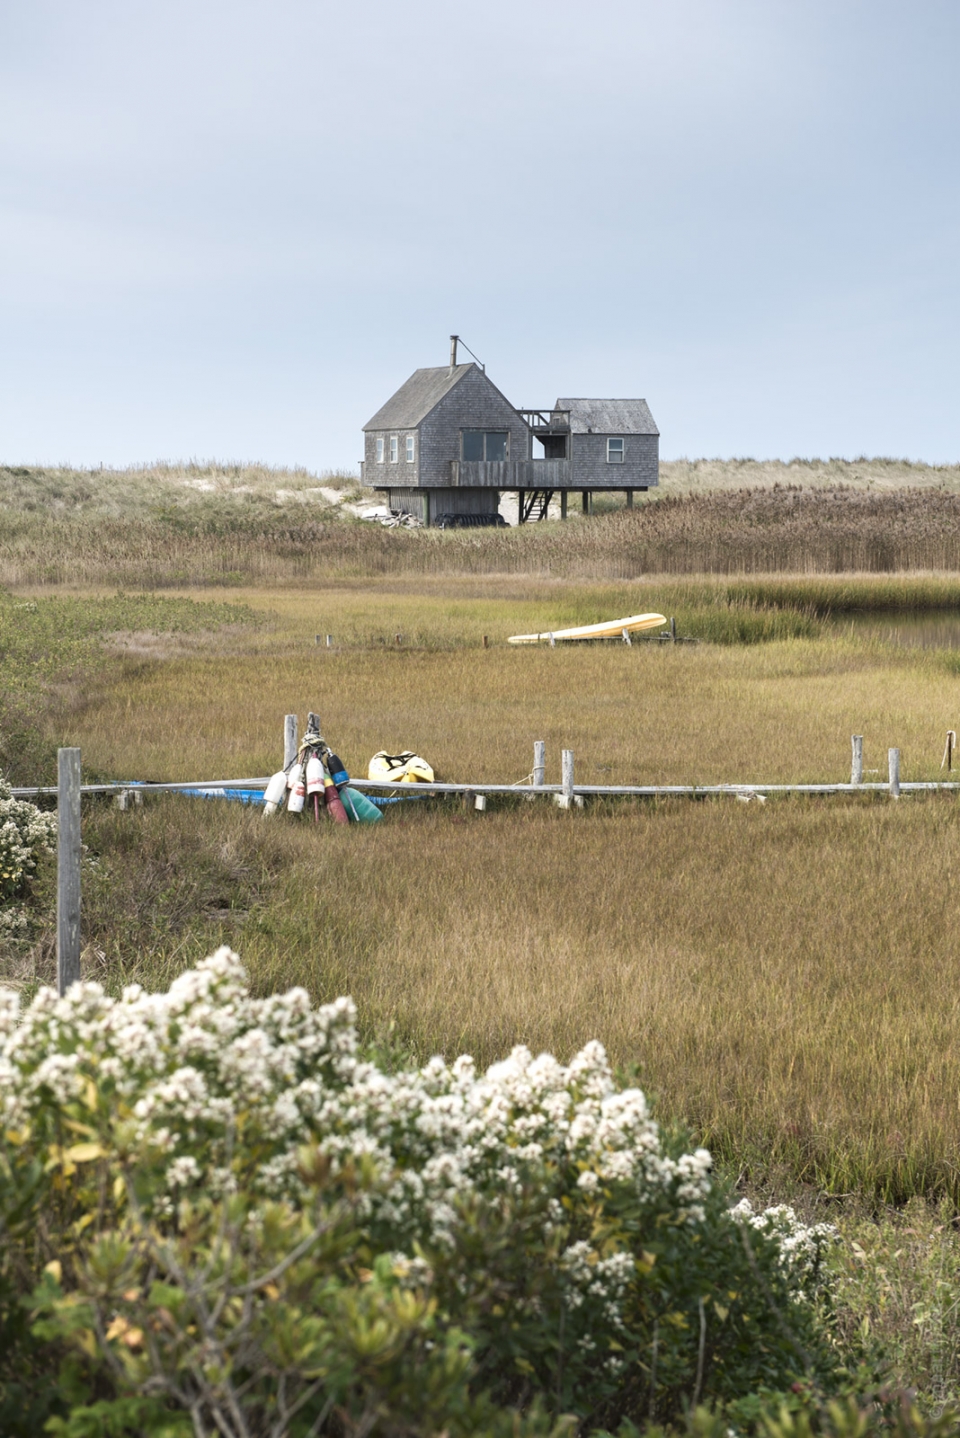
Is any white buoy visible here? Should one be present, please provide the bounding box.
[306,754,325,795]
[287,761,307,813]
[262,769,288,816]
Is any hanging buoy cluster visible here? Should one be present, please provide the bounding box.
[263,718,381,824]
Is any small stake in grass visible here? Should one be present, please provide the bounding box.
[326,634,333,648]
[851,735,864,785]
[533,740,545,789]
[395,633,403,646]
[622,628,632,646]
[942,730,956,772]
[889,747,900,799]
[482,635,488,648]
[57,747,81,997]
[670,617,677,643]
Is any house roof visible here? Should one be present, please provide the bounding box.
[363,364,476,431]
[555,398,659,436]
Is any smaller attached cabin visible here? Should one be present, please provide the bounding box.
[362,356,659,525]
[551,398,659,490]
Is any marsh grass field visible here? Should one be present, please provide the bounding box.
[10,465,960,1399]
[7,570,960,1207]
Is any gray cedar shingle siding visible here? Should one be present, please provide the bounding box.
[363,364,530,491]
[556,398,659,490]
[361,368,659,517]
[419,367,529,489]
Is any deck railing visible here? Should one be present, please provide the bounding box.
[450,459,571,488]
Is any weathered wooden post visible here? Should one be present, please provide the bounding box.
[326,634,334,648]
[888,747,900,799]
[533,741,545,788]
[284,714,298,769]
[621,628,632,646]
[670,617,677,643]
[560,748,575,809]
[851,735,863,785]
[57,747,81,997]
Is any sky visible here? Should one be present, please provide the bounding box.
[1,0,959,471]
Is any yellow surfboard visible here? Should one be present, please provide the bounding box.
[507,613,667,645]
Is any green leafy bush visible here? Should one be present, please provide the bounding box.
[1,949,843,1434]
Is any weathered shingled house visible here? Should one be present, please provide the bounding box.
[361,339,659,525]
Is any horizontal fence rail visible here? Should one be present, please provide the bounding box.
[15,727,956,804]
[13,778,960,801]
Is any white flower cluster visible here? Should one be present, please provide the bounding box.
[0,948,713,1256]
[730,1199,837,1297]
[0,948,837,1357]
[0,775,57,893]
[0,775,56,938]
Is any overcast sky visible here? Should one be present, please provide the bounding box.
[2,1,959,470]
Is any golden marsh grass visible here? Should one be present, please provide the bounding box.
[9,576,960,1200]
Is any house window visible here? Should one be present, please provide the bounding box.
[405,435,415,463]
[607,438,625,463]
[389,436,399,463]
[462,431,509,462]
[375,437,384,463]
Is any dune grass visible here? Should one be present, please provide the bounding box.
[9,463,960,585]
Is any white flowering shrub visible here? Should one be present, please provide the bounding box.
[0,772,56,937]
[0,950,842,1436]
[731,1199,837,1296]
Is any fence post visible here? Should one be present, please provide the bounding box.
[57,747,82,997]
[559,748,575,809]
[888,747,900,799]
[533,741,545,788]
[284,714,298,769]
[851,735,863,785]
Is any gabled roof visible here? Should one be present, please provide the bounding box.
[556,398,659,436]
[364,364,476,431]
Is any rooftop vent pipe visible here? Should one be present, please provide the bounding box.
[449,334,459,369]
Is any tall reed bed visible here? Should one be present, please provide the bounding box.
[9,486,960,586]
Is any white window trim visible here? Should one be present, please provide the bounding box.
[375,437,384,463]
[389,435,399,463]
[607,437,625,463]
[405,435,415,463]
